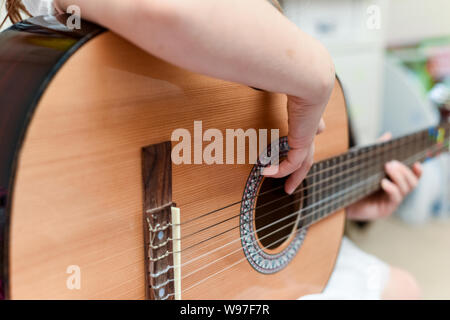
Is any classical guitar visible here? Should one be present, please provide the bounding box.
[0,16,449,300]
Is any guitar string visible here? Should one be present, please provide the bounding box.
[177,134,419,226]
[153,172,383,293]
[177,130,449,239]
[176,135,439,245]
[178,136,424,242]
[151,143,445,280]
[176,129,440,228]
[151,211,305,291]
[150,137,449,298]
[180,169,371,242]
[156,165,423,300]
[177,143,448,294]
[180,212,339,295]
[149,144,447,298]
[178,147,427,267]
[174,143,446,260]
[177,170,382,264]
[178,156,391,250]
[179,169,393,279]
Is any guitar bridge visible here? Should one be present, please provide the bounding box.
[142,142,181,300]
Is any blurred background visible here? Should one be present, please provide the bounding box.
[282,0,450,299]
[1,0,449,299]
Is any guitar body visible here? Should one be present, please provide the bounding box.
[0,17,348,299]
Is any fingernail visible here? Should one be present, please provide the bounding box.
[285,186,294,195]
[262,166,279,176]
[387,160,397,169]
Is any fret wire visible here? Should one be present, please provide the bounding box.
[318,132,444,220]
[296,136,435,226]
[309,143,442,222]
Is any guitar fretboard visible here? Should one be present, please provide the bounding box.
[300,123,450,226]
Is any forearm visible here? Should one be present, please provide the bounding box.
[55,0,334,104]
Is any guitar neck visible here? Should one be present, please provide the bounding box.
[301,123,450,226]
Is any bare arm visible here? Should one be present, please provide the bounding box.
[56,0,335,193]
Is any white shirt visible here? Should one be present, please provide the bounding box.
[22,0,55,17]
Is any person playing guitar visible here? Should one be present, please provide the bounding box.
[1,0,423,299]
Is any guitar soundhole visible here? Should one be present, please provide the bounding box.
[255,177,302,251]
[240,136,308,274]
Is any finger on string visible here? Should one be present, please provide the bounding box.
[184,154,373,238]
[184,145,404,235]
[181,182,373,289]
[377,132,392,142]
[180,147,431,269]
[397,161,419,190]
[381,178,402,205]
[181,174,382,270]
[188,152,383,239]
[385,160,410,196]
[284,145,314,194]
[183,139,428,232]
[412,162,423,178]
[262,146,308,178]
[389,160,419,191]
[263,130,398,179]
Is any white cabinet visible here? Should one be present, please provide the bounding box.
[334,50,384,144]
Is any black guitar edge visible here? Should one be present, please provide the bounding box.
[0,15,104,300]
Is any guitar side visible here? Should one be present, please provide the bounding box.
[0,16,104,300]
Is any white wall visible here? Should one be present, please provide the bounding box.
[0,5,12,31]
[387,0,450,46]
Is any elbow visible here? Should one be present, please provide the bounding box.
[314,49,336,103]
[321,58,336,96]
[302,42,335,104]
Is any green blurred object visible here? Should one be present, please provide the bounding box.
[28,37,77,51]
[387,36,450,94]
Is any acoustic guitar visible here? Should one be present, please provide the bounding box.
[0,16,448,300]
